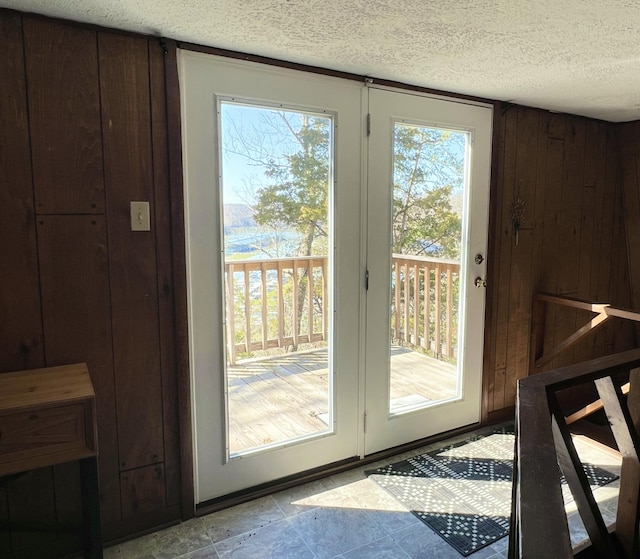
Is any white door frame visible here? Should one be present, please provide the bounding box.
[179,50,364,503]
[364,86,492,454]
[179,50,492,502]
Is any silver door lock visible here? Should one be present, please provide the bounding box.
[475,277,487,288]
[474,254,484,265]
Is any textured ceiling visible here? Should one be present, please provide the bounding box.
[3,0,640,122]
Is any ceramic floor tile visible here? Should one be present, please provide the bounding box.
[201,495,285,543]
[391,523,458,558]
[289,495,386,559]
[175,545,220,558]
[350,480,421,534]
[487,537,509,553]
[391,522,501,559]
[104,545,123,559]
[325,467,368,489]
[272,477,341,517]
[120,518,212,559]
[214,517,314,559]
[326,462,386,490]
[338,535,412,558]
[114,422,620,559]
[485,551,508,559]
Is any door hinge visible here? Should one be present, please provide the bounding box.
[364,411,368,434]
[365,269,369,290]
[366,113,371,136]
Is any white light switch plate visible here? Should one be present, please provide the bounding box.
[130,201,151,231]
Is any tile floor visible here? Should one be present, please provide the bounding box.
[103,425,621,559]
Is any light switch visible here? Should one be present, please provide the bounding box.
[130,201,151,231]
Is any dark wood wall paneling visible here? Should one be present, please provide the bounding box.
[0,10,182,555]
[2,5,640,554]
[619,122,640,319]
[484,106,636,416]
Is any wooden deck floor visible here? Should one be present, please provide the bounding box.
[227,346,457,454]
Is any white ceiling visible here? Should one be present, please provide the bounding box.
[3,0,640,122]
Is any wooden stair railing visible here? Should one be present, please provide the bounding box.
[510,349,640,559]
[565,382,630,425]
[530,293,640,374]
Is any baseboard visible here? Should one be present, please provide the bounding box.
[485,406,515,425]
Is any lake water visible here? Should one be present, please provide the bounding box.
[224,226,300,259]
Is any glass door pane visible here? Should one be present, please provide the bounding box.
[389,124,467,415]
[181,51,362,502]
[219,102,333,456]
[365,87,492,455]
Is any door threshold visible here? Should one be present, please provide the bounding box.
[195,421,481,517]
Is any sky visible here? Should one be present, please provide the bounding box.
[219,101,332,205]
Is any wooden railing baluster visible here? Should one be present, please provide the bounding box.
[277,261,285,349]
[446,266,453,358]
[595,373,640,558]
[321,259,327,341]
[434,263,442,358]
[394,258,401,342]
[512,348,640,558]
[261,261,268,350]
[227,263,237,365]
[307,258,314,343]
[424,265,430,352]
[403,261,410,344]
[413,263,420,347]
[549,396,620,558]
[244,266,251,354]
[224,254,459,364]
[292,261,299,349]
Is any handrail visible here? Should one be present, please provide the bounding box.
[510,348,640,558]
[224,254,460,364]
[565,382,630,425]
[530,293,640,373]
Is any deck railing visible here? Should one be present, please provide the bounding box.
[225,256,327,365]
[391,253,460,360]
[224,254,460,364]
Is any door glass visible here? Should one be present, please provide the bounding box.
[389,123,467,415]
[220,102,333,456]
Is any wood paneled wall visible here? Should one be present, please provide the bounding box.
[0,10,182,555]
[484,105,636,416]
[2,6,640,555]
[619,121,640,315]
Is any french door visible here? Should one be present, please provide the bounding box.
[180,50,492,503]
[180,51,363,503]
[364,89,492,454]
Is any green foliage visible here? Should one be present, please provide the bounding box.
[392,124,464,259]
[226,109,464,261]
[253,115,330,257]
[224,105,466,360]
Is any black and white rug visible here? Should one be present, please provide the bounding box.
[366,425,618,556]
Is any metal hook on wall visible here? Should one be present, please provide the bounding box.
[510,183,526,246]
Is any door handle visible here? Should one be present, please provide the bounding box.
[475,277,487,288]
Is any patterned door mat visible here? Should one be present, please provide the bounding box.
[366,425,618,556]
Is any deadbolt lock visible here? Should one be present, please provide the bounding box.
[474,254,484,265]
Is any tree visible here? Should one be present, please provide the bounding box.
[253,114,330,257]
[392,124,464,259]
[222,106,331,352]
[222,106,331,259]
[223,105,466,357]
